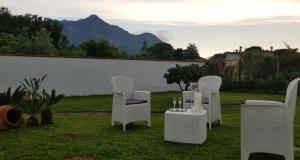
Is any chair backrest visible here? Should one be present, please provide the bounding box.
[284,78,300,121]
[111,76,134,93]
[198,76,222,95]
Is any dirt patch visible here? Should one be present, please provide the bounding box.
[65,156,95,160]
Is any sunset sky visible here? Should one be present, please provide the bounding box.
[2,0,300,57]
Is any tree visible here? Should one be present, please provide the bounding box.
[240,46,269,79]
[256,56,277,79]
[173,48,184,60]
[147,42,174,60]
[207,53,226,77]
[185,43,200,60]
[163,65,183,90]
[79,40,98,57]
[32,28,56,55]
[163,64,208,91]
[0,33,17,53]
[141,41,148,51]
[182,64,208,90]
[139,41,150,57]
[80,39,121,57]
[0,7,68,49]
[97,39,119,57]
[55,45,86,57]
[0,29,56,55]
[273,48,300,79]
[14,34,33,54]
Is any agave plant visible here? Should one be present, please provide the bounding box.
[41,89,64,126]
[0,86,26,106]
[18,74,47,127]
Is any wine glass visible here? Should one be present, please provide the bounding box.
[178,97,182,109]
[172,97,176,110]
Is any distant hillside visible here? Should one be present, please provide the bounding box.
[62,15,163,55]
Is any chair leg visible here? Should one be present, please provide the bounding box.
[144,120,151,127]
[123,124,126,132]
[208,122,212,130]
[111,120,114,126]
[285,150,294,160]
[241,150,250,160]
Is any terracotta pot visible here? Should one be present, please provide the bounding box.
[0,105,23,129]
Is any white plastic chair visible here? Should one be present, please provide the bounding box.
[183,76,222,129]
[111,76,151,131]
[241,78,300,160]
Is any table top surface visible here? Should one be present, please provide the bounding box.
[165,109,206,116]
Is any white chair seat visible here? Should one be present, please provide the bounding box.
[126,99,148,105]
[245,100,284,107]
[185,97,209,104]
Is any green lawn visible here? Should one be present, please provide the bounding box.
[52,91,287,113]
[0,91,299,160]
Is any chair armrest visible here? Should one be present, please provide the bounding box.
[132,91,151,101]
[207,91,220,100]
[208,91,219,97]
[245,100,285,107]
[114,91,126,98]
[112,92,126,106]
[241,103,285,124]
[211,91,219,95]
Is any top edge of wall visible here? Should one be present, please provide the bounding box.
[0,55,206,63]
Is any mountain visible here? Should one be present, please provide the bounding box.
[61,14,163,55]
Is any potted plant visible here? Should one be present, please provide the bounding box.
[17,74,64,127]
[18,75,47,127]
[41,89,64,126]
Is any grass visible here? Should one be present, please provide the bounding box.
[52,91,287,113]
[0,91,299,160]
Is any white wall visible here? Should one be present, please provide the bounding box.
[0,56,203,96]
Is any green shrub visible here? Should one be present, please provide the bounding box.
[221,74,289,94]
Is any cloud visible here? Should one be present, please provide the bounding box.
[235,15,300,25]
[155,30,174,42]
[3,0,300,25]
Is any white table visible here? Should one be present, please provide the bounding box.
[164,109,207,144]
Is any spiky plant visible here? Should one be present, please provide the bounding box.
[0,86,26,106]
[41,89,64,126]
[18,74,47,127]
[18,95,45,127]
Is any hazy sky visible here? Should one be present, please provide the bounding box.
[2,0,300,57]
